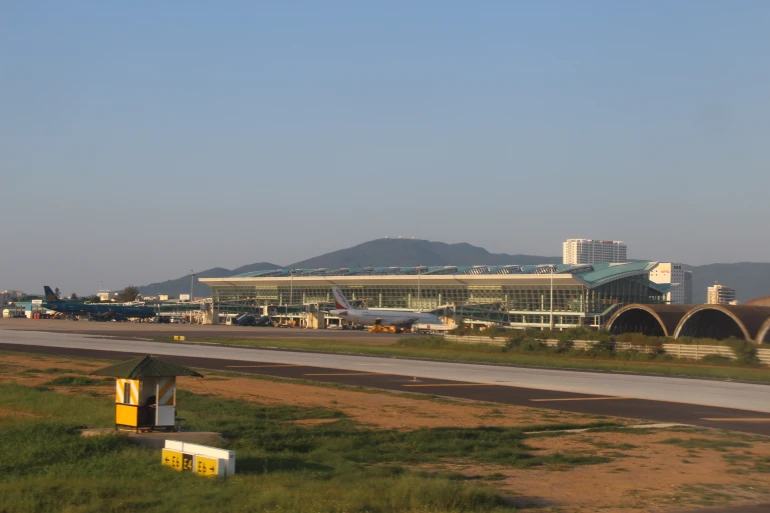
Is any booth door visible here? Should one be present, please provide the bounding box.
[155,378,176,427]
[156,405,175,426]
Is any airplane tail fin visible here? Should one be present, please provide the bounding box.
[44,286,62,303]
[332,286,352,310]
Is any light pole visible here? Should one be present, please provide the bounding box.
[289,268,294,316]
[417,265,421,311]
[190,270,196,323]
[549,265,555,331]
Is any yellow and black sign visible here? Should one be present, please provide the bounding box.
[194,455,219,477]
[162,449,194,472]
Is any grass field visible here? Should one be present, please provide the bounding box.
[5,352,770,512]
[0,382,622,513]
[159,335,770,383]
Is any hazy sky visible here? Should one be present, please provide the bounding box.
[2,1,769,295]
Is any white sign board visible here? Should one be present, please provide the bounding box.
[163,440,235,477]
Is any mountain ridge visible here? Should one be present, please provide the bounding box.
[136,238,770,302]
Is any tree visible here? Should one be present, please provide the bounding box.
[54,287,60,298]
[120,286,140,303]
[70,293,79,300]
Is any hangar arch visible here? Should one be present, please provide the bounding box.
[606,304,691,337]
[674,305,751,341]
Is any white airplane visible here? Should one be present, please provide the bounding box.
[329,286,443,328]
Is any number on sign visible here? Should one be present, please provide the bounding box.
[182,453,194,471]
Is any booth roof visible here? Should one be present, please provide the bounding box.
[91,355,204,379]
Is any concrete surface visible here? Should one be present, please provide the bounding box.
[2,329,769,412]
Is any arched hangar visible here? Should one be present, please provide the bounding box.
[607,304,770,343]
[674,305,770,343]
[606,304,691,337]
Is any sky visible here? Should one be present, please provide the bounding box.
[2,1,769,295]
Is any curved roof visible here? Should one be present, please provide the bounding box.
[574,262,656,287]
[226,261,657,287]
[745,297,770,307]
[673,305,770,342]
[606,304,692,337]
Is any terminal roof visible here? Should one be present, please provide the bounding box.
[229,262,654,282]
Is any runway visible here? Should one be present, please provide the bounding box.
[0,318,400,344]
[3,329,770,435]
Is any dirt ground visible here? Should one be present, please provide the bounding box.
[2,352,770,513]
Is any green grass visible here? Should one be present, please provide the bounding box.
[752,457,770,472]
[160,335,770,383]
[33,367,88,375]
[43,376,112,387]
[0,383,620,513]
[658,438,752,451]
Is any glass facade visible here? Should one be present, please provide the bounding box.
[210,273,666,326]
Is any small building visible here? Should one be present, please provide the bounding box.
[707,282,736,305]
[92,356,203,432]
[649,262,692,304]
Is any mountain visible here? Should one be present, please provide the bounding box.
[289,239,562,269]
[688,263,770,303]
[135,238,770,304]
[137,263,278,298]
[136,239,560,299]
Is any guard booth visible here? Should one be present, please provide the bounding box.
[92,356,204,432]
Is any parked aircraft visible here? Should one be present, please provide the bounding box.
[43,286,156,321]
[328,286,443,328]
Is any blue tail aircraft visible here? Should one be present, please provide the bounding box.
[44,286,156,321]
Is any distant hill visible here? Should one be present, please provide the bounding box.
[136,239,560,298]
[290,239,562,269]
[688,263,770,303]
[137,263,278,298]
[136,238,770,304]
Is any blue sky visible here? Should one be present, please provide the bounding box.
[1,1,769,294]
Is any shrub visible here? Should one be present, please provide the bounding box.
[612,332,667,346]
[557,327,613,343]
[584,339,616,358]
[723,338,760,365]
[701,354,733,364]
[506,338,548,353]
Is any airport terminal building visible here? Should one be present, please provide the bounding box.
[201,262,671,329]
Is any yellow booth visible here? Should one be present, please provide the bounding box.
[92,355,204,432]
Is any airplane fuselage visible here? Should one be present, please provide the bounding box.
[46,302,155,320]
[329,308,441,327]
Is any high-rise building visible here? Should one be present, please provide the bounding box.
[562,239,627,265]
[707,282,736,305]
[649,263,691,304]
[0,290,24,305]
[683,271,693,304]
